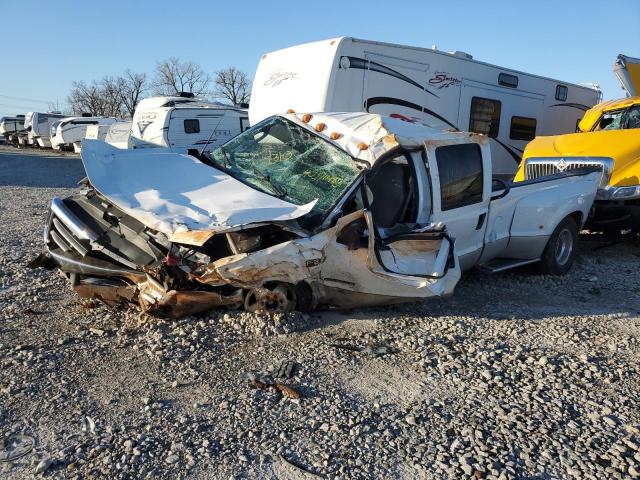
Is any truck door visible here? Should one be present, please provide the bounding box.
[458,81,543,176]
[427,141,491,271]
[362,52,430,123]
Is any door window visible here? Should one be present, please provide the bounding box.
[593,109,626,131]
[184,119,200,134]
[469,97,501,138]
[435,144,484,210]
[625,106,640,129]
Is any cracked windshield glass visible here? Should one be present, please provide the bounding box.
[206,116,362,219]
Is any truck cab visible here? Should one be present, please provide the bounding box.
[513,96,640,231]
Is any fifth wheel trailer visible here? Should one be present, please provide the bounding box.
[130,94,249,151]
[250,37,602,176]
[24,111,68,148]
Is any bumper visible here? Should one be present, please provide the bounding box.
[586,200,640,231]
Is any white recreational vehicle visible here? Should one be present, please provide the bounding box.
[24,111,68,148]
[130,94,249,151]
[250,37,602,175]
[51,116,119,152]
[104,121,132,149]
[0,115,25,145]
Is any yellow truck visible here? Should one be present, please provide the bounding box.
[514,55,640,231]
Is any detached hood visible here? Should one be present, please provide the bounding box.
[80,140,316,236]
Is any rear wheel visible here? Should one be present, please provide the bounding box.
[539,216,578,275]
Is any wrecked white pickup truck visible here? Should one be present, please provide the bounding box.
[32,112,600,318]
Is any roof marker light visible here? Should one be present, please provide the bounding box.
[315,123,326,132]
[358,143,368,150]
[330,132,341,140]
[302,114,312,123]
[287,109,295,113]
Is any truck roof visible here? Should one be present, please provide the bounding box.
[283,111,485,165]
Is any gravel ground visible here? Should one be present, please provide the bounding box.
[1,145,639,479]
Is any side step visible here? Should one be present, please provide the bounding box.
[477,257,539,274]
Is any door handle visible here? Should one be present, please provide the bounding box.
[475,213,486,230]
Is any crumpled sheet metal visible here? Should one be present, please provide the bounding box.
[80,139,316,236]
[193,209,459,310]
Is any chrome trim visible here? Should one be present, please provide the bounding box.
[524,157,614,188]
[52,218,89,256]
[50,230,72,253]
[50,197,98,241]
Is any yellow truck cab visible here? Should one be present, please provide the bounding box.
[514,88,640,231]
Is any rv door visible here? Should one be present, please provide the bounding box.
[362,53,430,123]
[458,81,543,176]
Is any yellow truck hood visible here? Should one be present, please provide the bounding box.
[516,130,640,187]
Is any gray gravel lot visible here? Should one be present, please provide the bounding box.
[0,145,639,479]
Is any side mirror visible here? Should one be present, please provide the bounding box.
[491,178,510,201]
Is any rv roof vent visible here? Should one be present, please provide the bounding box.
[176,92,196,98]
[449,51,473,59]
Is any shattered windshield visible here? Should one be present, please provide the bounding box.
[205,116,362,219]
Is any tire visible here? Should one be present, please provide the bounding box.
[538,216,579,275]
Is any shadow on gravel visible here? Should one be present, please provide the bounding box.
[0,150,85,188]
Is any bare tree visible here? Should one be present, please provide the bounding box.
[68,81,110,116]
[117,70,148,117]
[213,67,251,106]
[152,57,211,96]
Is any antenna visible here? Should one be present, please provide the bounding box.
[199,114,226,156]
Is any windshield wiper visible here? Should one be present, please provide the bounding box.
[252,167,287,199]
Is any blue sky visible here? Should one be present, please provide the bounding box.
[1,0,638,117]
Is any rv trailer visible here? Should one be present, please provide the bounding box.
[24,111,68,148]
[0,115,25,145]
[250,37,602,175]
[51,116,119,152]
[130,94,249,151]
[104,121,132,149]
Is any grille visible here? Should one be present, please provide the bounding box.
[524,157,613,187]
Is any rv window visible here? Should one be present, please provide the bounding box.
[184,119,200,134]
[555,85,568,102]
[498,73,518,88]
[435,143,484,211]
[509,116,537,141]
[469,97,501,138]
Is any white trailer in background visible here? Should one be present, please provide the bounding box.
[24,111,67,148]
[130,94,249,151]
[0,115,25,145]
[104,121,132,149]
[51,116,119,152]
[250,37,602,176]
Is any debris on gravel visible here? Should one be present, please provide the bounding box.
[0,148,639,479]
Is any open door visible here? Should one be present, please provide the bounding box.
[614,54,640,97]
[319,153,460,305]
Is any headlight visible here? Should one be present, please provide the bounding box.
[611,186,640,199]
[597,185,640,200]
